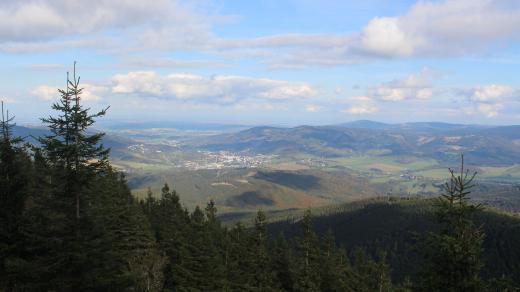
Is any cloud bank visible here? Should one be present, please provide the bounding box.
[3,0,520,69]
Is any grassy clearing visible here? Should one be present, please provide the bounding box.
[268,161,310,171]
[416,165,520,181]
[369,176,393,184]
[415,168,449,179]
[112,160,173,172]
[367,163,405,172]
[479,165,520,179]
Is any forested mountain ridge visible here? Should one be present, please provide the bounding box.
[266,198,520,285]
[17,121,520,166]
[190,124,520,165]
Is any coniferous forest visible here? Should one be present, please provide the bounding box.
[1,68,520,291]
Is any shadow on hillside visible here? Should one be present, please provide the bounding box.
[226,191,275,208]
[254,171,321,190]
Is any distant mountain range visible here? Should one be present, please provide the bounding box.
[12,125,134,152]
[99,121,249,131]
[12,120,520,166]
[336,120,489,131]
[12,122,520,213]
[190,122,520,165]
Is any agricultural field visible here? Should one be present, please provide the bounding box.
[93,123,520,214]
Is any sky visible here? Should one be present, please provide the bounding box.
[1,0,520,126]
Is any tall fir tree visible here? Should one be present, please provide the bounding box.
[83,171,165,291]
[21,63,112,290]
[250,210,276,291]
[148,184,192,290]
[0,102,31,290]
[225,222,253,291]
[39,62,109,221]
[319,229,352,292]
[351,248,393,292]
[183,206,226,290]
[271,233,295,292]
[420,155,484,291]
[294,209,321,292]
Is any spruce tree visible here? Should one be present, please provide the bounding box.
[271,233,295,292]
[149,183,191,290]
[420,155,484,291]
[185,206,215,290]
[22,63,111,290]
[84,171,165,291]
[250,210,276,291]
[319,229,352,292]
[143,186,157,218]
[294,209,321,292]
[39,62,109,221]
[351,248,393,292]
[0,102,31,290]
[225,222,253,291]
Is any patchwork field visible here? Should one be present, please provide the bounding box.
[93,122,520,214]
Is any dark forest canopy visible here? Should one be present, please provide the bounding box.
[1,67,519,291]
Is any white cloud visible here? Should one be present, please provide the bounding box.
[30,85,56,101]
[358,0,520,58]
[468,84,515,102]
[2,0,520,73]
[111,71,316,103]
[351,96,373,102]
[369,70,436,101]
[0,97,15,104]
[404,0,520,55]
[341,95,379,115]
[222,0,520,68]
[31,71,316,108]
[31,84,105,102]
[360,17,417,57]
[476,103,503,118]
[0,0,180,42]
[270,0,520,67]
[81,84,105,102]
[305,104,321,112]
[342,104,378,115]
[0,0,215,58]
[460,84,518,118]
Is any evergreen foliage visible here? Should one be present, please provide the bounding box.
[1,65,165,291]
[293,209,321,292]
[0,101,31,290]
[39,62,109,220]
[421,155,485,291]
[0,66,518,291]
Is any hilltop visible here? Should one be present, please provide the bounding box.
[256,198,520,284]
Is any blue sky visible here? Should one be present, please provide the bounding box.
[1,0,520,126]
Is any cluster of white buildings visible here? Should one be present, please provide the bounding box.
[183,151,275,170]
[126,144,275,170]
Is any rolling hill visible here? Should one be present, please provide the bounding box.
[188,123,520,165]
[129,168,379,212]
[261,198,520,284]
[13,121,520,213]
